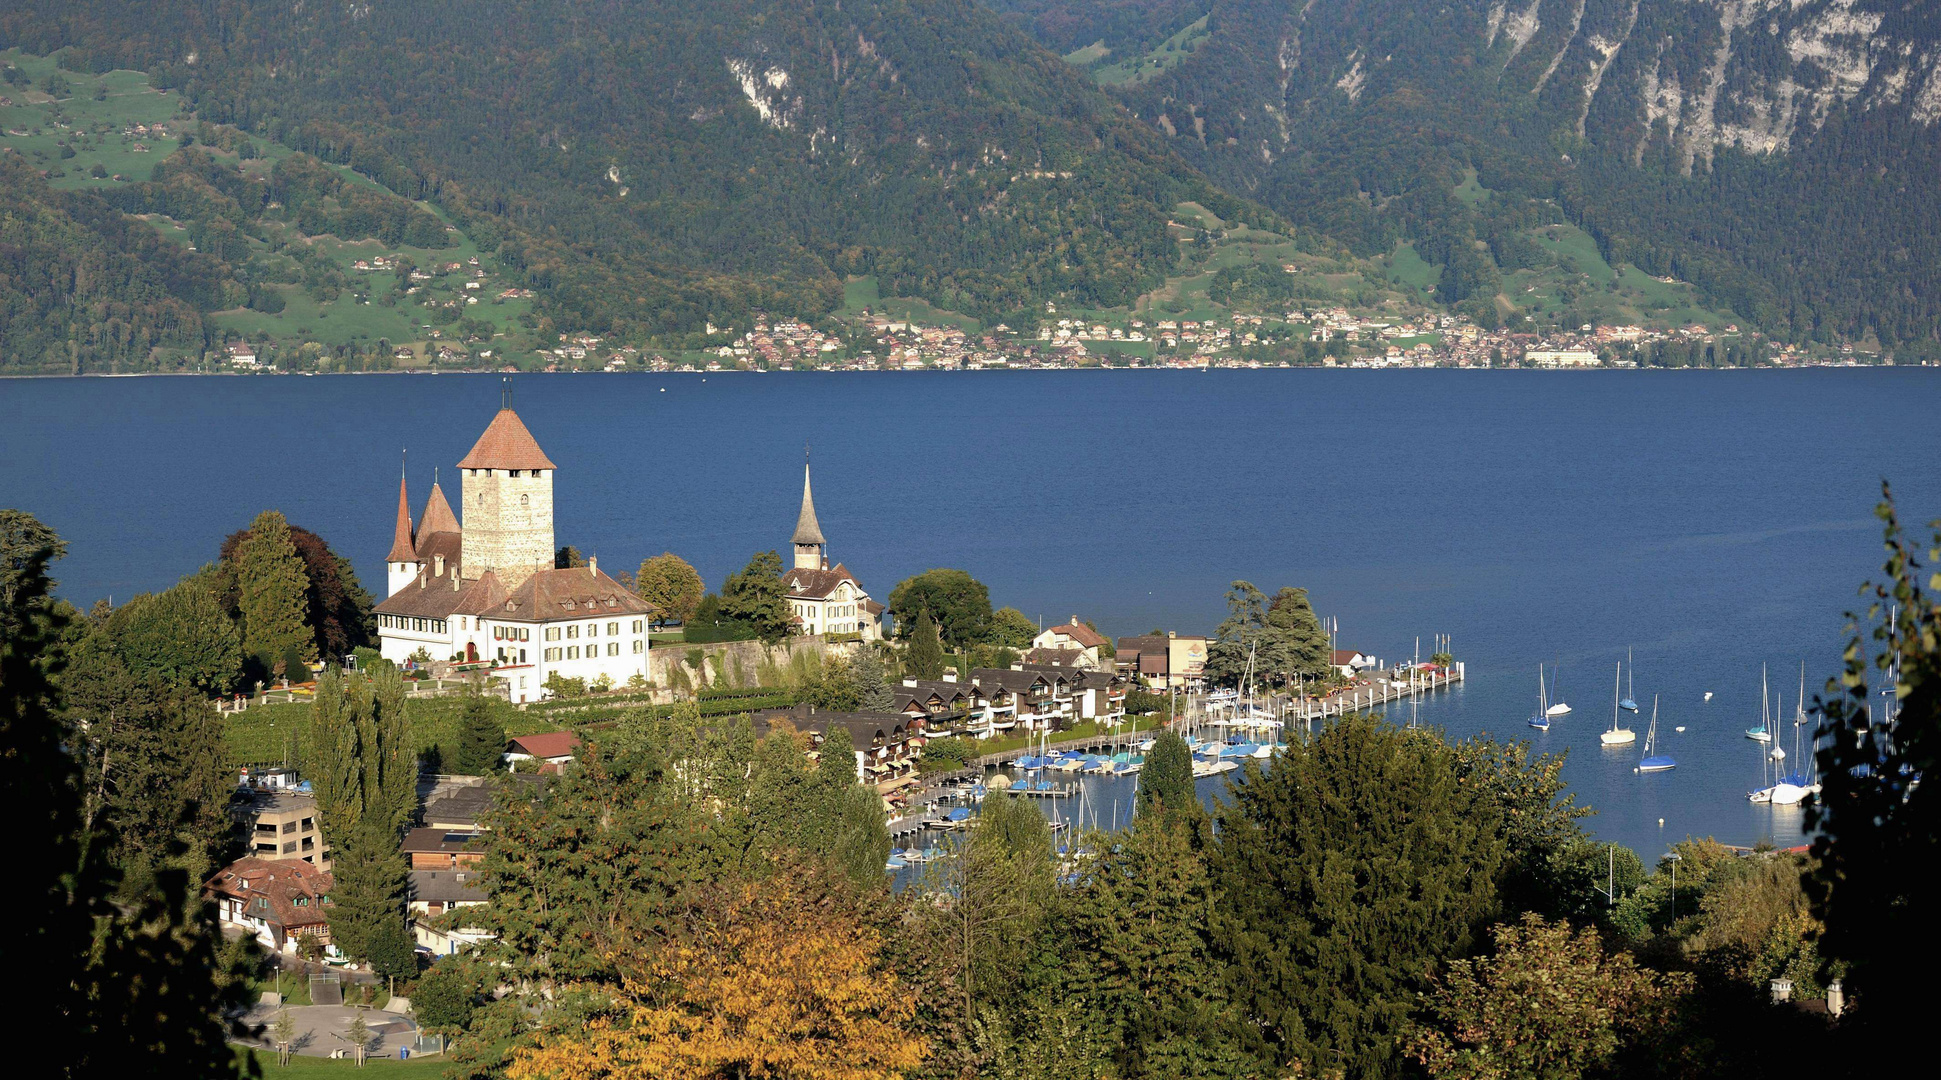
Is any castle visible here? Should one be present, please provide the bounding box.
[374,406,654,701]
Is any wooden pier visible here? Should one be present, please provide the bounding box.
[1290,661,1464,722]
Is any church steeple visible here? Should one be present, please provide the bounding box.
[792,455,826,570]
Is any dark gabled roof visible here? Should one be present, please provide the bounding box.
[401,827,483,855]
[457,409,557,471]
[424,786,495,829]
[500,566,655,619]
[971,668,1054,694]
[783,563,861,600]
[750,705,912,747]
[1117,634,1169,656]
[1022,647,1087,668]
[408,869,487,905]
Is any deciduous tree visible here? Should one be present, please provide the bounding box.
[721,550,792,644]
[889,569,992,648]
[636,551,704,626]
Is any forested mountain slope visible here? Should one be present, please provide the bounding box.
[1012,0,1941,346]
[1,0,1271,337]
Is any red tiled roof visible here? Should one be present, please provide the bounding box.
[509,731,580,759]
[783,563,861,600]
[387,475,416,562]
[1047,622,1108,649]
[1332,650,1364,665]
[501,566,656,617]
[419,481,460,539]
[206,857,333,935]
[456,409,557,471]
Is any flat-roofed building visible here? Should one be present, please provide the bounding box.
[239,790,329,871]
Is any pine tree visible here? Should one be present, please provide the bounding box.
[232,509,314,665]
[1137,730,1195,820]
[451,690,507,776]
[310,668,414,963]
[908,608,945,680]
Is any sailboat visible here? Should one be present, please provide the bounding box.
[1638,696,1675,772]
[1601,659,1636,745]
[1746,664,1773,742]
[1545,662,1571,715]
[1528,664,1551,730]
[1619,647,1639,713]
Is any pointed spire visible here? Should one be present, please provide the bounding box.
[385,457,416,562]
[420,480,460,539]
[792,456,825,546]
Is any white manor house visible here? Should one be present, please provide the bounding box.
[374,405,654,701]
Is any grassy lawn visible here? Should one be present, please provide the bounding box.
[1090,16,1211,87]
[235,1048,448,1075]
[1388,243,1441,294]
[0,49,187,191]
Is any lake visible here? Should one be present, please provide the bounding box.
[5,368,1938,858]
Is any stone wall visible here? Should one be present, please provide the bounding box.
[649,635,850,693]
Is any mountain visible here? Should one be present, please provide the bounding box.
[1013,0,1941,347]
[2,0,1273,340]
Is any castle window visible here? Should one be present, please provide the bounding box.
[545,627,560,641]
[544,648,560,662]
[607,643,619,657]
[607,622,618,635]
[520,494,529,506]
[586,623,597,637]
[631,620,643,633]
[566,625,578,639]
[567,646,579,659]
[633,640,645,654]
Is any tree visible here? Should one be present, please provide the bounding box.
[888,569,992,647]
[1,508,67,615]
[803,654,863,711]
[413,961,481,1049]
[273,1008,297,1066]
[102,567,241,694]
[1073,815,1249,1079]
[451,690,507,775]
[507,875,926,1080]
[637,552,704,625]
[1806,488,1941,1039]
[231,510,314,665]
[348,1012,370,1067]
[1264,587,1331,682]
[1137,730,1195,821]
[221,518,372,663]
[721,551,791,644]
[367,917,419,981]
[852,646,893,712]
[310,669,415,964]
[921,736,972,772]
[1203,580,1273,688]
[555,545,587,569]
[1,539,256,1077]
[907,608,946,681]
[1405,915,1688,1080]
[990,606,1037,649]
[1212,715,1506,1077]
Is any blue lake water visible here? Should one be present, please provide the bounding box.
[5,369,1939,859]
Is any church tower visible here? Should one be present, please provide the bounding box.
[792,459,826,570]
[457,407,557,591]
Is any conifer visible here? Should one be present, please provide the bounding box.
[233,509,314,664]
[907,608,945,680]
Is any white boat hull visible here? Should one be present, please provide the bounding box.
[1600,730,1636,745]
[1546,703,1571,716]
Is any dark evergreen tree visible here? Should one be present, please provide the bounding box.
[451,690,507,776]
[309,668,415,963]
[907,608,946,681]
[1136,730,1195,821]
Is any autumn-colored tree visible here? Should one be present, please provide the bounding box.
[637,552,704,626]
[508,875,927,1080]
[1405,914,1688,1080]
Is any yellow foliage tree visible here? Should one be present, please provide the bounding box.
[509,877,926,1080]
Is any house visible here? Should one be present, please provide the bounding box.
[207,857,334,954]
[422,778,496,831]
[408,870,493,956]
[1115,632,1209,691]
[401,827,485,870]
[1332,649,1377,677]
[1021,664,1127,723]
[237,790,330,871]
[971,667,1074,732]
[892,677,976,730]
[1030,618,1111,666]
[751,706,925,793]
[505,731,580,771]
[781,462,883,640]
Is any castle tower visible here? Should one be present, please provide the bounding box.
[385,468,418,598]
[457,408,557,591]
[792,459,826,570]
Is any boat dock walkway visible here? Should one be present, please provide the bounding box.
[1291,661,1464,721]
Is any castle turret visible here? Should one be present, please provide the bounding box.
[792,460,826,570]
[457,408,556,591]
[385,469,418,597]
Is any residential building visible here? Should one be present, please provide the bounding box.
[505,731,580,771]
[1115,632,1209,690]
[1030,618,1110,666]
[238,790,329,871]
[1525,348,1600,367]
[781,461,885,640]
[422,778,496,831]
[374,405,656,700]
[752,706,925,793]
[207,857,333,954]
[401,827,485,870]
[408,870,492,956]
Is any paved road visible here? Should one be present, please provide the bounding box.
[243,1003,418,1059]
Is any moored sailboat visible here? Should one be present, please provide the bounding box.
[1638,696,1675,772]
[1601,659,1636,745]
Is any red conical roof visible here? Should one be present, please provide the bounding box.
[456,408,556,471]
[386,474,416,562]
[419,482,461,539]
